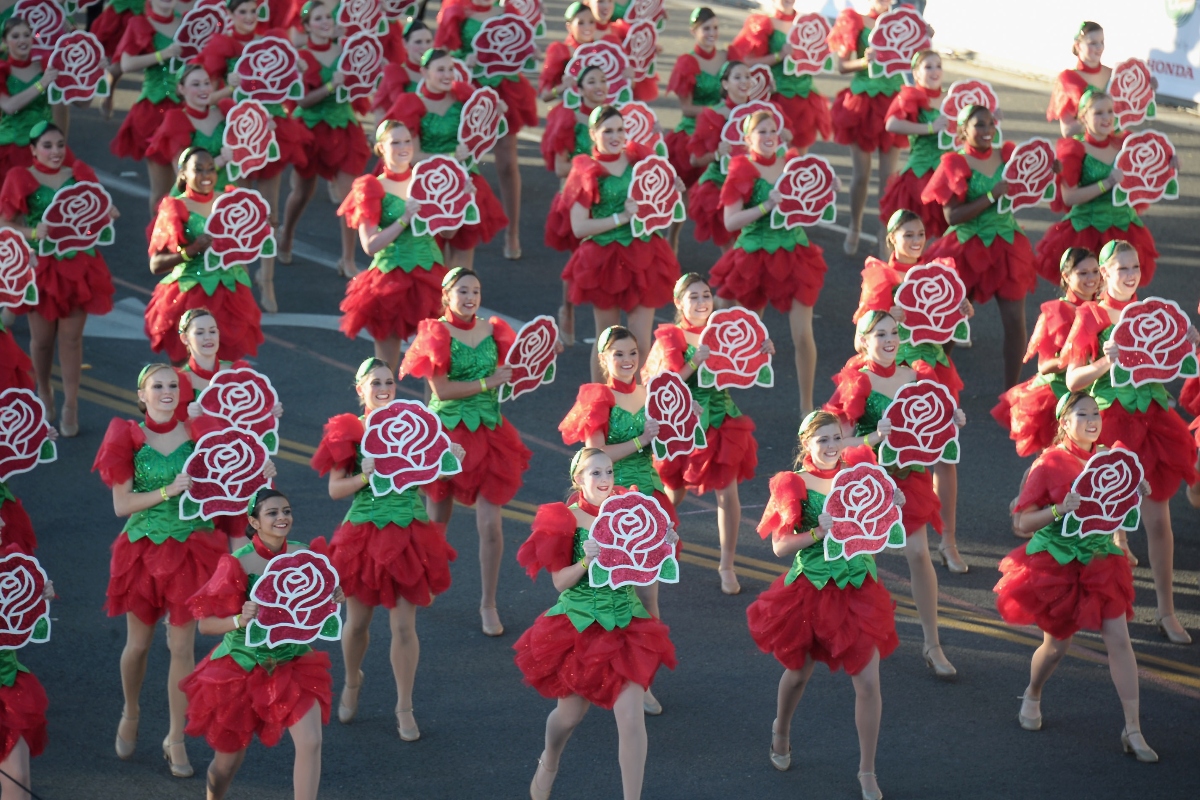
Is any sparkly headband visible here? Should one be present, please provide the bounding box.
[355,356,387,383]
[441,266,469,289]
[137,363,172,388]
[576,63,603,85]
[956,103,983,129]
[564,1,585,20]
[177,307,215,336]
[420,48,445,67]
[1059,247,1088,273]
[28,120,49,141]
[673,272,704,299]
[1077,85,1100,115]
[1055,393,1075,419]
[569,448,588,478]
[403,17,419,35]
[797,410,821,436]
[856,309,890,336]
[885,208,911,236]
[375,118,402,142]
[717,60,737,81]
[689,6,711,25]
[596,325,621,354]
[247,488,264,515]
[1098,240,1122,264]
[588,105,608,127]
[300,0,316,19]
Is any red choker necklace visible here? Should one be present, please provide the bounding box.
[405,57,421,71]
[382,167,412,182]
[232,28,255,42]
[679,319,706,334]
[749,151,777,166]
[919,86,941,99]
[31,161,59,175]
[889,252,919,268]
[252,533,284,559]
[1059,437,1094,462]
[442,311,475,330]
[576,496,603,516]
[1075,59,1102,74]
[609,377,636,394]
[420,85,447,101]
[963,144,992,159]
[802,454,840,479]
[1084,132,1114,148]
[146,7,174,23]
[864,360,897,378]
[1062,289,1087,305]
[593,149,622,162]
[773,10,795,21]
[183,103,209,120]
[144,413,176,434]
[6,56,32,69]
[469,0,492,10]
[579,102,595,115]
[694,44,716,59]
[184,187,214,203]
[187,356,218,380]
[307,36,331,51]
[1102,293,1136,311]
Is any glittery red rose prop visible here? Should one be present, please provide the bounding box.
[893,259,969,346]
[867,7,929,77]
[408,155,479,237]
[335,0,387,37]
[12,0,65,59]
[196,367,281,452]
[628,155,683,237]
[334,31,383,104]
[746,63,773,102]
[381,0,417,21]
[174,4,230,62]
[0,553,50,650]
[879,380,960,469]
[458,86,509,169]
[822,463,905,560]
[1064,447,1144,537]
[646,370,705,460]
[500,315,559,402]
[223,100,279,181]
[620,0,665,29]
[938,78,1000,149]
[720,100,785,171]
[1109,297,1197,387]
[0,230,37,310]
[587,492,677,588]
[470,16,536,79]
[563,41,631,108]
[0,389,55,483]
[618,101,664,156]
[998,137,1057,214]
[36,181,114,257]
[246,550,341,647]
[698,307,772,390]
[203,188,277,270]
[783,12,832,76]
[623,19,657,83]
[180,428,271,520]
[46,31,108,104]
[771,153,837,228]
[1111,58,1156,129]
[360,399,460,496]
[502,0,545,37]
[233,37,304,104]
[1113,130,1178,207]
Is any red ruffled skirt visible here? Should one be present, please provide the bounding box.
[325,519,456,608]
[923,232,1036,304]
[894,467,942,535]
[0,673,47,762]
[687,178,733,247]
[1034,219,1159,288]
[562,236,679,312]
[112,99,180,161]
[774,92,832,152]
[250,116,312,180]
[495,76,539,134]
[106,531,227,626]
[0,498,36,555]
[710,243,827,313]
[991,379,1059,458]
[995,548,1133,640]
[182,650,332,753]
[656,414,757,496]
[28,253,114,321]
[1099,402,1197,501]
[879,169,948,239]
[423,420,531,507]
[513,613,677,709]
[90,6,132,56]
[747,572,898,675]
[544,192,579,252]
[295,122,370,180]
[665,129,703,188]
[831,89,904,153]
[0,332,33,393]
[340,263,448,343]
[441,173,508,252]
[145,280,263,363]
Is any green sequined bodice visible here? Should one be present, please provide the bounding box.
[368,192,442,274]
[683,343,740,430]
[946,158,1023,247]
[124,429,214,544]
[853,388,891,439]
[164,210,252,295]
[0,68,51,147]
[1085,325,1170,414]
[768,28,815,98]
[297,59,356,129]
[429,333,502,431]
[25,182,61,228]
[544,523,652,632]
[141,32,182,104]
[607,402,664,493]
[781,482,878,589]
[588,164,642,246]
[345,437,431,527]
[903,106,943,178]
[1026,518,1125,566]
[848,27,902,97]
[419,101,465,155]
[693,68,723,107]
[736,176,810,251]
[1065,153,1142,232]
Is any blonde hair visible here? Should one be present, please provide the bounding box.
[569,446,609,490]
[741,109,777,139]
[793,411,841,469]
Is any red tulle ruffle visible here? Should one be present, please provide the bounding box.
[112,99,180,161]
[106,530,227,626]
[1046,68,1089,123]
[562,236,679,312]
[29,252,115,321]
[145,280,263,363]
[1099,402,1197,501]
[324,519,456,608]
[495,75,539,134]
[542,104,581,172]
[90,6,132,56]
[0,331,33,393]
[539,40,572,95]
[831,88,905,153]
[923,230,1036,304]
[442,172,508,252]
[894,467,942,535]
[1034,219,1158,288]
[991,379,1059,457]
[422,419,531,507]
[773,91,832,152]
[372,62,415,113]
[0,672,47,762]
[665,128,703,188]
[250,116,312,179]
[995,547,1133,640]
[879,169,948,239]
[543,191,579,252]
[710,242,827,312]
[295,122,370,180]
[655,413,757,495]
[687,178,733,247]
[0,498,36,555]
[339,261,448,343]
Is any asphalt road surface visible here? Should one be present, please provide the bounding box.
[12,2,1200,798]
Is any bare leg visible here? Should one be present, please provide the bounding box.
[375,336,402,374]
[55,310,86,435]
[1022,631,1071,726]
[494,134,521,257]
[535,694,591,795]
[477,499,504,633]
[846,145,872,254]
[254,175,282,310]
[390,600,419,734]
[626,305,656,374]
[339,598,372,721]
[205,749,248,800]
[118,614,155,749]
[590,306,621,383]
[772,658,816,759]
[0,738,30,800]
[715,483,741,594]
[933,462,962,557]
[875,148,900,256]
[788,301,816,416]
[445,246,475,270]
[612,682,648,800]
[850,651,883,798]
[559,280,575,347]
[1099,616,1142,732]
[333,172,359,276]
[1141,499,1183,634]
[148,162,176,214]
[165,621,197,758]
[996,297,1028,389]
[26,312,56,420]
[288,704,324,800]
[425,494,453,525]
[903,528,953,672]
[280,173,318,256]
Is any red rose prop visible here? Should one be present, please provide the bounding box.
[12,0,65,59]
[629,155,683,237]
[1109,297,1197,387]
[619,101,666,156]
[1111,58,1156,129]
[46,31,108,104]
[0,230,37,309]
[620,0,665,29]
[470,16,537,79]
[335,31,384,104]
[0,553,50,650]
[233,37,304,104]
[746,63,773,102]
[771,154,838,228]
[821,462,905,560]
[203,188,277,270]
[893,259,969,346]
[196,367,281,452]
[174,4,230,63]
[645,370,705,461]
[500,315,559,402]
[1114,130,1179,207]
[1064,447,1144,538]
[335,0,387,37]
[503,0,545,37]
[409,156,479,237]
[0,389,54,484]
[563,42,631,108]
[180,428,271,520]
[880,380,960,469]
[37,181,114,258]
[783,12,833,76]
[623,19,657,83]
[938,79,1000,149]
[720,100,785,170]
[867,7,929,78]
[698,307,772,390]
[246,550,341,647]
[360,399,461,496]
[223,100,279,181]
[381,0,417,21]
[458,86,509,169]
[998,137,1057,214]
[587,492,677,588]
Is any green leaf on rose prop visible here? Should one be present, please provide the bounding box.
[1181,353,1198,378]
[998,196,1012,214]
[31,615,50,643]
[939,130,954,150]
[1064,514,1082,536]
[1165,178,1179,199]
[287,82,303,100]
[1113,187,1128,206]
[757,364,773,387]
[267,141,280,160]
[770,208,786,230]
[952,321,970,343]
[440,449,462,476]
[652,439,668,460]
[261,237,276,257]
[698,366,715,388]
[542,363,555,384]
[246,620,268,646]
[48,86,62,104]
[464,201,480,224]
[38,439,55,464]
[1123,507,1139,530]
[98,77,110,97]
[412,217,428,236]
[1112,365,1132,386]
[589,561,610,588]
[1042,183,1056,200]
[694,426,707,448]
[318,612,342,641]
[823,56,833,71]
[499,383,512,402]
[23,283,38,305]
[657,555,679,584]
[631,218,645,237]
[820,204,836,223]
[371,473,391,496]
[179,495,202,520]
[261,431,278,453]
[942,440,959,464]
[98,225,114,245]
[226,163,242,181]
[868,61,882,78]
[823,536,843,561]
[878,442,898,466]
[887,522,905,547]
[1147,100,1156,118]
[899,326,911,342]
[535,22,545,37]
[672,200,685,221]
[205,252,220,271]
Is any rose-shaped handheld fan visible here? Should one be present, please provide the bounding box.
[587,492,677,588]
[720,100,786,172]
[1109,297,1198,387]
[381,0,417,21]
[174,4,230,63]
[893,260,969,346]
[0,230,37,309]
[623,19,657,83]
[180,428,272,520]
[47,31,108,104]
[0,389,55,483]
[471,16,537,79]
[203,188,277,270]
[562,42,631,108]
[771,154,837,228]
[246,550,341,647]
[500,315,559,402]
[0,553,50,650]
[783,13,833,76]
[698,307,772,389]
[223,101,280,181]
[867,7,929,78]
[629,156,684,237]
[360,399,461,496]
[746,63,773,102]
[458,87,509,169]
[409,156,479,237]
[335,31,384,103]
[619,101,666,157]
[998,138,1056,214]
[196,367,281,452]
[335,0,387,37]
[879,380,960,469]
[12,0,65,59]
[1113,130,1179,207]
[937,79,1001,149]
[233,37,304,104]
[621,0,666,29]
[502,0,545,37]
[37,181,115,257]
[1063,447,1144,538]
[645,371,705,460]
[822,463,905,560]
[1111,59,1156,129]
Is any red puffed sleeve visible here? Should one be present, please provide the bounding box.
[1025,299,1078,363]
[92,418,147,487]
[921,152,972,206]
[311,413,365,476]
[757,471,807,538]
[540,40,572,95]
[1046,68,1088,123]
[372,62,412,112]
[188,554,248,619]
[433,0,469,52]
[911,359,939,384]
[383,92,427,137]
[719,155,760,207]
[399,318,452,379]
[450,81,476,104]
[199,33,241,83]
[148,197,189,256]
[641,324,688,382]
[541,103,578,171]
[490,317,516,363]
[727,14,772,60]
[667,52,701,97]
[1062,301,1111,367]
[336,175,384,230]
[0,167,38,220]
[516,502,578,579]
[688,107,724,158]
[559,383,616,444]
[560,154,605,211]
[840,443,879,467]
[113,14,156,59]
[827,8,864,58]
[1015,448,1080,511]
[823,356,872,425]
[885,85,931,125]
[300,49,323,91]
[1000,140,1016,162]
[1180,376,1200,418]
[854,256,905,322]
[1056,137,1086,189]
[145,108,197,165]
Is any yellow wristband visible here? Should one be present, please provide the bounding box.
[862,434,871,447]
[479,378,488,391]
[633,436,642,452]
[1051,504,1062,521]
[325,81,335,93]
[34,81,44,94]
[758,203,768,216]
[578,557,589,569]
[156,50,164,64]
[233,614,242,629]
[687,357,698,370]
[160,486,170,502]
[927,121,934,135]
[360,472,369,485]
[809,528,820,544]
[986,190,996,204]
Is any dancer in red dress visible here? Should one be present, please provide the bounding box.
[92,0,149,58]
[0,545,50,799]
[372,19,432,118]
[543,65,609,247]
[0,123,117,438]
[995,392,1157,762]
[0,18,62,179]
[665,8,726,189]
[686,60,752,253]
[1063,240,1198,644]
[399,268,533,637]
[311,358,459,741]
[749,412,897,800]
[182,488,341,797]
[539,2,613,104]
[1047,21,1110,138]
[879,51,947,239]
[516,448,677,800]
[145,64,235,208]
[583,0,658,103]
